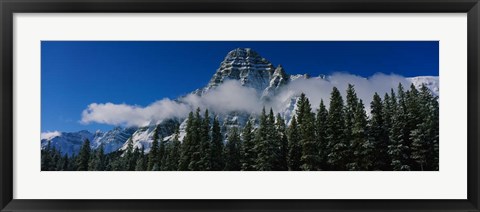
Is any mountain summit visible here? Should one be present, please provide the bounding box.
[203,48,281,93]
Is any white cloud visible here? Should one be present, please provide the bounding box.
[41,131,62,140]
[81,81,262,127]
[182,80,262,114]
[81,99,192,127]
[273,72,410,112]
[80,73,417,127]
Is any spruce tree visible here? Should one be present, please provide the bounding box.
[62,154,70,171]
[275,113,289,171]
[344,84,358,170]
[348,100,371,170]
[210,116,224,170]
[179,112,195,170]
[124,138,135,171]
[296,94,319,171]
[240,120,256,171]
[405,84,422,169]
[369,93,390,170]
[382,92,393,133]
[76,139,91,171]
[55,151,66,171]
[411,85,439,170]
[388,84,411,171]
[188,108,203,171]
[224,127,242,171]
[254,107,276,171]
[158,137,166,170]
[186,108,203,171]
[316,100,328,170]
[135,146,146,171]
[90,144,105,171]
[287,116,302,170]
[267,108,282,170]
[148,126,160,171]
[168,128,182,171]
[41,141,52,171]
[326,87,348,170]
[199,109,212,170]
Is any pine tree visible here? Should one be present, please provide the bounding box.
[275,113,289,171]
[411,85,439,170]
[254,107,276,171]
[388,84,411,171]
[179,112,195,170]
[135,146,146,171]
[188,108,203,171]
[405,84,422,170]
[287,116,302,171]
[267,108,282,170]
[344,84,358,170]
[168,128,182,171]
[348,100,371,170]
[210,116,224,170]
[62,154,70,171]
[199,109,212,170]
[369,93,390,170]
[148,126,160,171]
[430,91,439,171]
[326,87,348,170]
[158,136,166,170]
[296,93,319,171]
[41,141,53,171]
[382,92,393,133]
[316,100,328,170]
[76,139,91,171]
[224,127,241,170]
[90,144,105,171]
[240,120,256,171]
[55,151,66,171]
[124,138,136,171]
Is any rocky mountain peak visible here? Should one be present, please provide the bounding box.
[273,64,288,78]
[225,48,262,60]
[204,48,276,92]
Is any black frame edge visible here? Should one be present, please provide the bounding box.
[0,0,478,13]
[468,1,480,211]
[1,0,479,212]
[0,0,13,211]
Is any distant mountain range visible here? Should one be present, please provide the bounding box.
[41,48,439,156]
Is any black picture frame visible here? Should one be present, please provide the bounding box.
[1,0,479,211]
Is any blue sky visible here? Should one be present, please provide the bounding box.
[41,41,439,132]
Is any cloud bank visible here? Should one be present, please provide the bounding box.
[271,73,410,113]
[81,73,415,127]
[81,81,262,127]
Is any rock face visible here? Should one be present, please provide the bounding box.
[200,48,280,94]
[41,47,440,155]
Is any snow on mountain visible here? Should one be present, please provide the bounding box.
[41,127,137,156]
[199,48,277,94]
[42,48,439,155]
[41,131,62,140]
[118,119,179,153]
[407,76,439,96]
[41,130,95,156]
[91,127,137,153]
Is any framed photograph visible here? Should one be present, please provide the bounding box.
[1,0,479,211]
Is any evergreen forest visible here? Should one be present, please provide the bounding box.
[41,83,439,171]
